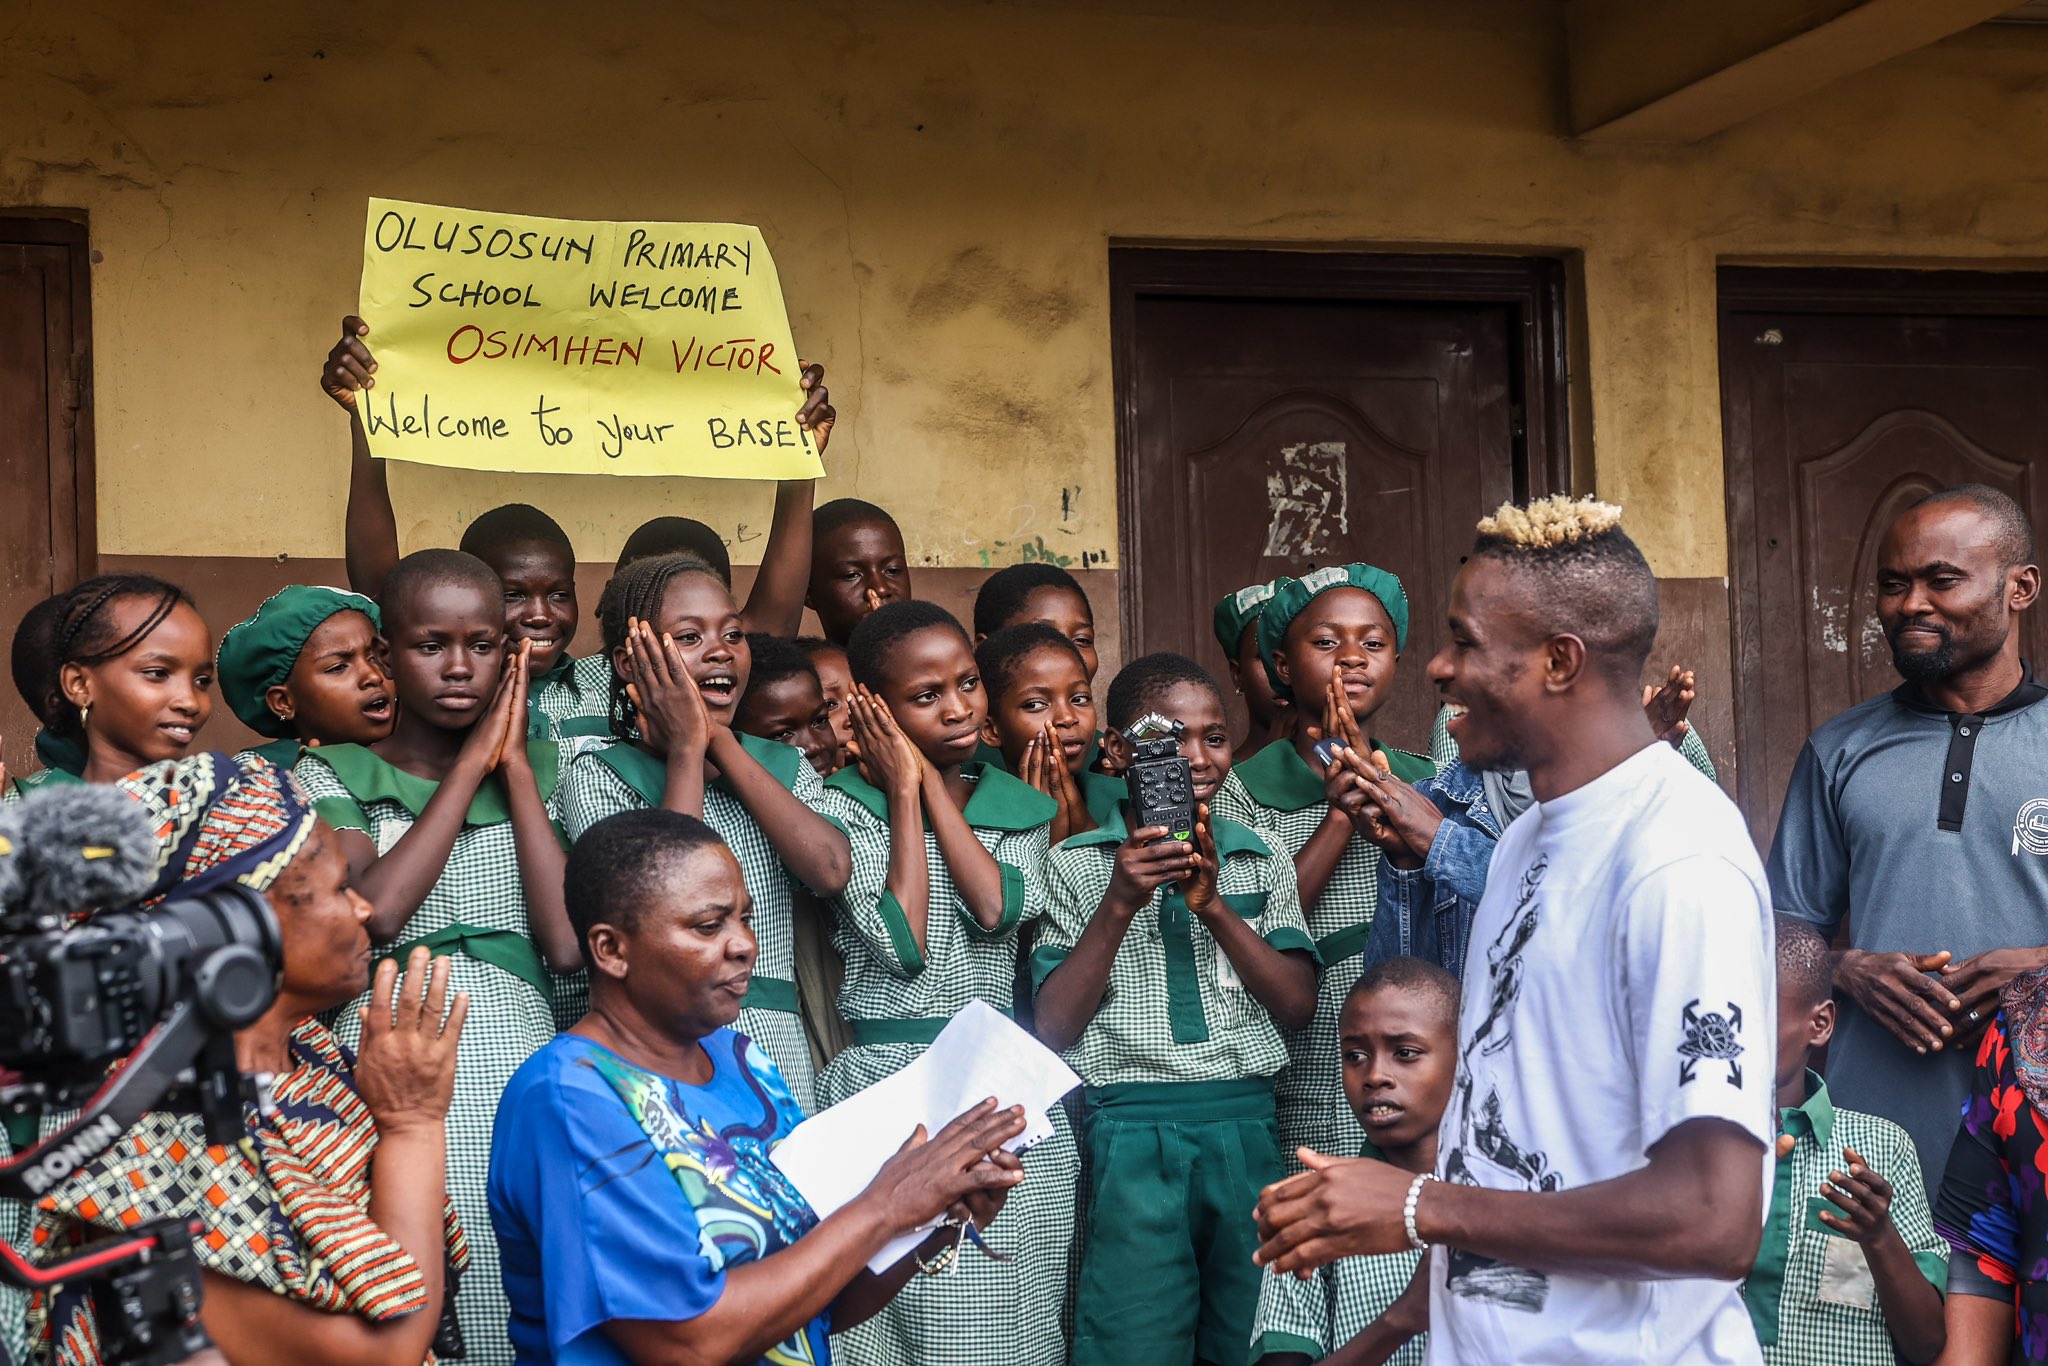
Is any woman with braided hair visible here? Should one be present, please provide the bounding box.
[5,574,214,800]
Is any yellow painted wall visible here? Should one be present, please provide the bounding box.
[5,1,2047,579]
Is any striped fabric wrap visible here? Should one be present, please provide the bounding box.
[30,1020,467,1365]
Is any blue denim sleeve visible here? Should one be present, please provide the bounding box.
[1421,817,1498,907]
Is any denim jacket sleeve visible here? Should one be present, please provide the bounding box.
[1359,761,1501,980]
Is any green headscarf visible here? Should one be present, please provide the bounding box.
[1256,563,1409,697]
[1212,578,1287,655]
[216,586,381,739]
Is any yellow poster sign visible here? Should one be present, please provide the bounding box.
[355,198,823,479]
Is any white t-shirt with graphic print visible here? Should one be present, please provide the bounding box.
[1427,741,1774,1365]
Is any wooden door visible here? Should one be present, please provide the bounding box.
[1721,267,2048,847]
[1111,251,1568,752]
[0,220,95,779]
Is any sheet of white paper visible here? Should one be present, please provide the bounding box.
[771,1000,1081,1273]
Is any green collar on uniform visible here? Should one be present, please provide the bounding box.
[1233,737,1430,810]
[1782,1068,1834,1152]
[537,650,579,687]
[1063,802,1272,859]
[592,733,805,807]
[1746,1069,1831,1348]
[35,730,87,777]
[12,764,84,793]
[824,761,1056,832]
[244,739,304,769]
[313,740,560,826]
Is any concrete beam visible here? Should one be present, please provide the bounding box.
[1569,0,2015,142]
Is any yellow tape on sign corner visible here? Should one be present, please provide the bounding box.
[355,197,824,480]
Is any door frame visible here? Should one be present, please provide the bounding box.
[1106,247,1572,663]
[2,216,98,590]
[1718,265,2048,830]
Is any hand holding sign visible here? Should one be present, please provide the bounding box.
[356,198,826,479]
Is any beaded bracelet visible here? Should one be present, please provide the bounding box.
[1403,1172,1436,1252]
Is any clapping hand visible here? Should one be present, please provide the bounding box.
[624,618,713,759]
[1643,666,1696,749]
[846,686,924,800]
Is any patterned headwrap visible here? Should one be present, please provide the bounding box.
[115,750,318,902]
[1212,578,1287,656]
[216,585,381,739]
[1257,563,1411,698]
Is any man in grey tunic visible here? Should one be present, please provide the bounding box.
[1771,483,2048,1199]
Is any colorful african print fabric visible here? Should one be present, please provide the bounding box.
[30,1019,467,1366]
[116,750,317,902]
[490,1029,823,1366]
[1935,976,2048,1361]
[813,765,1078,1366]
[296,738,590,1366]
[1212,741,1434,1169]
[557,733,829,1113]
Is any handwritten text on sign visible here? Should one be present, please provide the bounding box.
[356,198,823,479]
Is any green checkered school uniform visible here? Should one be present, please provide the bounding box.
[295,739,586,1366]
[556,733,824,1114]
[2,1123,31,1366]
[814,764,1078,1366]
[1034,807,1316,1366]
[527,653,616,741]
[2,764,81,803]
[1742,1071,1945,1366]
[1249,1142,1425,1365]
[1212,740,1434,1169]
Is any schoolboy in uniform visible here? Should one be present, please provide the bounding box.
[294,549,587,1364]
[806,499,911,646]
[1035,652,1316,1366]
[1744,918,1946,1365]
[1214,565,1433,1166]
[1250,957,1459,1366]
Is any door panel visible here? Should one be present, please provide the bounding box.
[0,221,94,779]
[1128,295,1514,749]
[1111,252,1569,754]
[1721,270,2048,847]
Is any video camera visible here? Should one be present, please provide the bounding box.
[1122,712,1196,845]
[0,782,283,1366]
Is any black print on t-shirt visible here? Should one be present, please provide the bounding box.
[1444,855,1553,1314]
[1676,999,1744,1088]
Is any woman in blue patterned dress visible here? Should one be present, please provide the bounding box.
[490,808,1024,1366]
